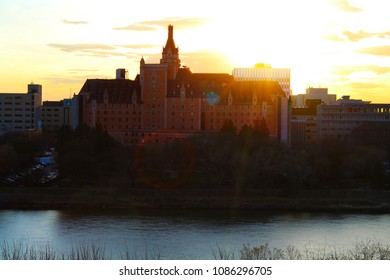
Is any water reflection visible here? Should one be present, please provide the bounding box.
[1,209,390,259]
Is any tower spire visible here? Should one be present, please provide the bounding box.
[161,25,181,80]
[168,24,173,40]
[164,24,177,53]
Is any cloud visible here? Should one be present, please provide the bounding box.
[329,0,363,12]
[48,43,159,59]
[43,76,86,85]
[348,82,384,90]
[180,50,233,73]
[47,43,134,58]
[331,80,390,103]
[357,46,390,56]
[343,30,371,42]
[324,34,346,42]
[62,19,88,25]
[344,30,390,42]
[333,65,390,76]
[48,43,115,52]
[117,44,160,49]
[113,24,157,31]
[326,30,390,42]
[113,17,208,31]
[66,69,100,72]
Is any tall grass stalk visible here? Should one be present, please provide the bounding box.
[0,239,162,260]
[3,239,390,260]
[213,241,390,260]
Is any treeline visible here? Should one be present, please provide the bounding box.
[0,132,46,177]
[195,121,390,191]
[56,125,134,183]
[54,121,390,191]
[2,121,389,191]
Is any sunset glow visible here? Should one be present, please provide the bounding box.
[0,0,389,102]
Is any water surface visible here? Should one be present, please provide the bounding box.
[1,209,389,259]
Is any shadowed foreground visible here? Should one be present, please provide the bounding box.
[1,239,390,260]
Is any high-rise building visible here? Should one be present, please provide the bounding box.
[0,83,42,135]
[232,64,291,97]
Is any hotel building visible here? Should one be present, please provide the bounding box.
[79,25,289,144]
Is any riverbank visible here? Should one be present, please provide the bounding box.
[1,185,390,211]
[2,239,390,260]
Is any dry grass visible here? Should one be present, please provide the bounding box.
[213,241,390,260]
[2,239,390,260]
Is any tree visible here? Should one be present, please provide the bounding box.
[253,118,269,138]
[0,145,18,177]
[56,125,121,182]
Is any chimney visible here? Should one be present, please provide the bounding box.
[116,68,128,80]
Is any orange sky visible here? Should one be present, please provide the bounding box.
[0,0,389,102]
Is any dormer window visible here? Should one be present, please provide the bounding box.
[180,85,186,102]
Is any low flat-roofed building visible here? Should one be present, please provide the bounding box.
[292,87,337,108]
[0,83,42,135]
[42,95,79,136]
[317,96,390,141]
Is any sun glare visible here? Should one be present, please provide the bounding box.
[0,0,389,102]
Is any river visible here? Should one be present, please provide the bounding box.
[1,209,390,259]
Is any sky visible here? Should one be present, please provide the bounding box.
[0,0,389,102]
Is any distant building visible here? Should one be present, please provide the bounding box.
[79,25,289,144]
[317,96,390,141]
[41,95,79,136]
[291,93,390,149]
[292,87,337,108]
[232,63,291,97]
[0,83,42,135]
[290,100,321,149]
[290,87,337,148]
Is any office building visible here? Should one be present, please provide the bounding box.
[232,63,291,97]
[41,95,79,136]
[0,83,42,135]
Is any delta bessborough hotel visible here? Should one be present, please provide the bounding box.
[78,25,289,144]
